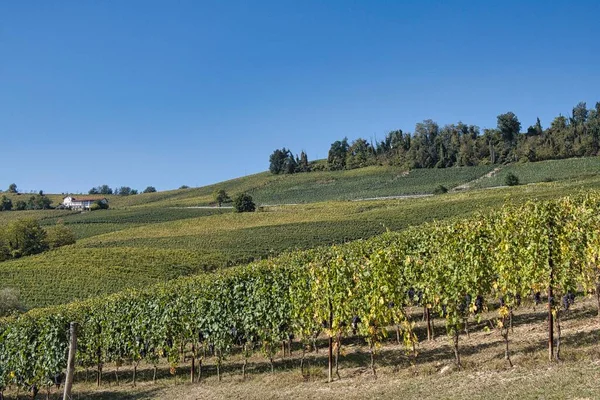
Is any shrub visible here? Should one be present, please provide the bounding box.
[90,200,109,211]
[233,193,256,213]
[46,224,76,248]
[0,288,25,316]
[433,185,448,195]
[505,173,520,186]
[4,219,48,258]
[0,195,12,211]
[213,189,231,207]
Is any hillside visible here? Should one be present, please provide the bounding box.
[3,158,599,212]
[2,173,600,308]
[105,164,495,208]
[3,158,600,400]
[1,157,600,309]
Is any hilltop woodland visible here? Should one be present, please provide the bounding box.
[270,101,600,174]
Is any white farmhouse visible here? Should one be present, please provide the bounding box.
[62,196,108,210]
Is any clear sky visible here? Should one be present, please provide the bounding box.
[1,1,599,193]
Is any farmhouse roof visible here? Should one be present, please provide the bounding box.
[65,196,108,202]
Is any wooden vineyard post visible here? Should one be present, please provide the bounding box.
[63,322,78,400]
[547,219,555,362]
[548,284,554,361]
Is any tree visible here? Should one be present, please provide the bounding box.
[269,148,296,174]
[23,193,52,210]
[15,200,26,211]
[0,196,12,211]
[115,186,135,196]
[269,148,286,174]
[179,185,190,189]
[99,185,113,195]
[571,102,588,126]
[233,193,256,213]
[35,193,52,209]
[7,183,17,193]
[497,112,521,143]
[504,173,520,186]
[90,185,113,195]
[90,199,109,210]
[143,186,157,193]
[346,138,374,169]
[297,151,310,172]
[327,138,349,170]
[527,117,543,136]
[213,189,231,207]
[282,155,297,174]
[4,219,48,258]
[46,223,76,248]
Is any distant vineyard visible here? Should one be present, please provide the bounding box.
[2,192,600,396]
[471,157,600,189]
[105,164,496,208]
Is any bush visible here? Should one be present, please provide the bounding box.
[3,219,48,258]
[46,224,76,248]
[90,200,109,211]
[505,173,520,186]
[213,189,231,207]
[233,193,256,213]
[0,195,12,211]
[433,185,448,195]
[0,288,24,316]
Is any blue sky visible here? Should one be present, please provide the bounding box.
[1,1,599,193]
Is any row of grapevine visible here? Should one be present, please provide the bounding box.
[2,192,600,397]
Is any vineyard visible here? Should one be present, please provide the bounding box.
[103,164,496,208]
[3,178,600,309]
[471,157,600,189]
[2,192,600,399]
[104,157,600,208]
[39,208,230,239]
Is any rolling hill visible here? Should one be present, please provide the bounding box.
[1,158,600,308]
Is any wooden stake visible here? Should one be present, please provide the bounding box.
[63,322,77,400]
